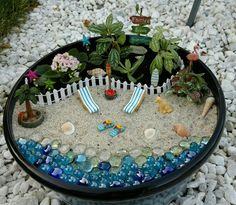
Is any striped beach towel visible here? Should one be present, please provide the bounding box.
[123,87,145,114]
[78,86,99,113]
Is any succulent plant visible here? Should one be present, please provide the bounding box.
[149,26,180,74]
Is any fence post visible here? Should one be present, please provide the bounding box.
[111,78,115,88]
[85,77,90,87]
[116,80,121,89]
[91,76,96,87]
[53,89,60,103]
[98,76,103,86]
[130,82,134,90]
[163,82,167,92]
[149,85,154,95]
[157,86,162,94]
[137,83,142,88]
[166,78,171,89]
[72,82,77,93]
[46,91,52,105]
[79,80,83,88]
[123,81,128,91]
[143,84,148,92]
[60,88,66,100]
[37,94,45,106]
[67,84,72,96]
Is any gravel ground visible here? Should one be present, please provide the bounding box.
[0,0,236,204]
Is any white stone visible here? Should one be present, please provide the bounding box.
[221,79,234,92]
[227,146,236,156]
[10,197,38,205]
[20,181,29,194]
[3,150,13,160]
[40,197,50,205]
[224,185,236,205]
[0,186,8,197]
[207,179,217,191]
[227,159,236,178]
[51,198,61,205]
[216,165,226,175]
[204,191,216,205]
[209,155,225,166]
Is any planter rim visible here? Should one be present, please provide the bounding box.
[3,36,226,201]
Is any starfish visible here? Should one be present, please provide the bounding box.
[81,35,90,46]
[26,70,38,82]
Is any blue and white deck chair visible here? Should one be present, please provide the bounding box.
[123,87,145,114]
[77,86,99,113]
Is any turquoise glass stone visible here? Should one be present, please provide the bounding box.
[60,173,69,181]
[130,163,138,171]
[122,155,134,165]
[60,156,71,165]
[190,142,199,153]
[68,175,78,184]
[34,143,43,151]
[50,162,59,168]
[78,160,93,173]
[73,169,84,178]
[64,165,74,175]
[18,138,27,145]
[75,154,86,163]
[39,164,53,173]
[27,154,37,164]
[135,155,146,167]
[164,152,175,161]
[26,139,36,148]
[201,136,210,144]
[49,149,59,157]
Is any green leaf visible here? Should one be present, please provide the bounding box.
[130,55,145,74]
[30,87,39,95]
[77,52,88,62]
[88,24,107,34]
[67,76,81,84]
[79,63,86,72]
[160,39,169,50]
[29,95,37,104]
[164,59,174,73]
[150,58,156,74]
[161,51,175,59]
[117,34,126,45]
[128,74,137,83]
[169,48,180,61]
[110,22,123,34]
[96,37,113,43]
[113,66,128,74]
[120,46,131,58]
[89,52,104,65]
[96,42,111,54]
[15,89,22,97]
[43,70,61,78]
[35,64,51,75]
[18,95,25,105]
[68,48,80,59]
[108,48,120,69]
[125,59,131,69]
[135,4,139,14]
[154,55,163,73]
[106,14,113,28]
[149,38,160,52]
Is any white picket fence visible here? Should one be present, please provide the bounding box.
[36,75,174,106]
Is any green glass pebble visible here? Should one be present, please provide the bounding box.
[109,156,122,167]
[141,147,152,157]
[66,151,75,162]
[129,148,142,158]
[201,136,210,145]
[99,149,111,161]
[90,156,99,168]
[59,144,70,154]
[91,167,100,174]
[179,140,190,149]
[152,147,164,156]
[135,155,146,167]
[51,139,61,149]
[189,136,202,144]
[116,149,128,156]
[170,146,183,156]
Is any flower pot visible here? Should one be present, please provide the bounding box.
[18,110,44,128]
[3,36,225,204]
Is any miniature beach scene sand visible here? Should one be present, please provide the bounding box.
[13,86,217,160]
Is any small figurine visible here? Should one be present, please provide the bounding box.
[155,96,173,113]
[104,64,117,100]
[173,124,190,137]
[81,35,91,51]
[186,43,199,72]
[97,120,114,132]
[87,68,106,78]
[15,78,44,128]
[109,124,126,137]
[201,97,215,117]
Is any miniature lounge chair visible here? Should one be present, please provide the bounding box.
[123,87,145,114]
[77,86,99,113]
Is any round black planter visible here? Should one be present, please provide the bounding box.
[3,36,226,204]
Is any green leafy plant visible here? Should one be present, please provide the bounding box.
[88,14,130,69]
[15,84,39,119]
[149,26,180,74]
[113,56,145,83]
[171,69,209,103]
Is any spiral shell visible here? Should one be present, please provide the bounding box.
[201,97,215,117]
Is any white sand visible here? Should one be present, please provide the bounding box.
[13,87,217,157]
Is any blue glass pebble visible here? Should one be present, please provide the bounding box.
[43,144,52,155]
[161,166,174,175]
[122,155,134,165]
[110,180,122,187]
[187,151,196,159]
[142,174,153,182]
[78,177,89,186]
[27,154,38,164]
[164,152,175,161]
[64,165,74,175]
[40,164,53,173]
[34,158,44,167]
[49,149,59,157]
[68,175,78,184]
[60,173,69,181]
[75,154,86,163]
[18,138,27,145]
[34,143,43,151]
[134,170,144,182]
[78,160,93,173]
[26,139,37,148]
[73,169,84,178]
[45,156,53,164]
[98,161,111,171]
[190,142,199,153]
[50,168,63,178]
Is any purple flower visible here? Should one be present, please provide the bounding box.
[26,70,38,82]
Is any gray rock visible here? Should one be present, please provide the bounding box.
[3,150,13,160]
[216,165,226,175]
[225,120,234,132]
[221,79,235,92]
[224,185,236,205]
[0,176,6,187]
[227,159,236,178]
[10,196,38,205]
[207,179,217,191]
[204,191,216,205]
[20,181,29,194]
[0,186,8,197]
[209,155,225,166]
[40,197,50,205]
[51,198,61,205]
[0,135,6,145]
[228,146,236,156]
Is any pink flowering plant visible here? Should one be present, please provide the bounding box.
[32,52,83,91]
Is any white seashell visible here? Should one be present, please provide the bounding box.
[87,68,106,77]
[61,122,75,135]
[201,97,215,117]
[151,69,159,87]
[144,128,156,140]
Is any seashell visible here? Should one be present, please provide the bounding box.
[144,128,156,140]
[87,68,106,77]
[173,124,190,137]
[61,122,75,135]
[201,97,215,117]
[151,69,159,87]
[155,96,173,113]
[129,45,147,55]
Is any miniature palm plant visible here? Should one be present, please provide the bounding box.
[15,80,44,128]
[113,56,145,83]
[149,26,180,74]
[88,14,130,69]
